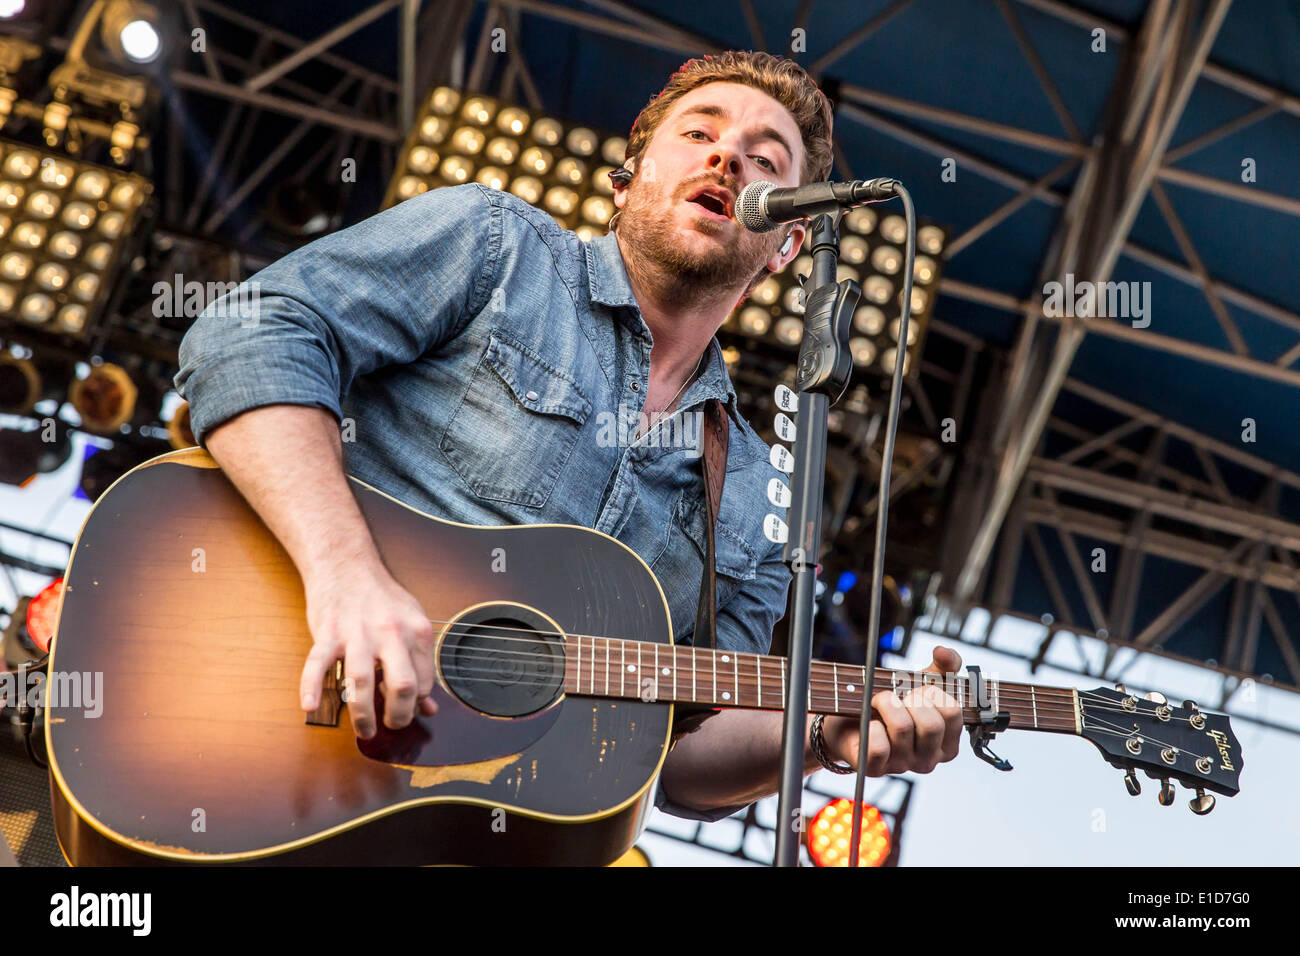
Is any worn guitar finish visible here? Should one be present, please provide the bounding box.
[48,448,675,866]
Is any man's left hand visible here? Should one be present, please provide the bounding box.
[821,646,964,776]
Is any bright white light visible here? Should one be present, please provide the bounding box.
[119,19,161,63]
[0,0,25,20]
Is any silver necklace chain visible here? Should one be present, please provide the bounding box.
[629,349,706,447]
[661,350,706,416]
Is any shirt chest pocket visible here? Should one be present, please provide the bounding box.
[653,491,759,636]
[440,330,592,509]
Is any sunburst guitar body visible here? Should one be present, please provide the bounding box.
[48,448,676,866]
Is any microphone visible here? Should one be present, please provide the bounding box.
[735,178,899,232]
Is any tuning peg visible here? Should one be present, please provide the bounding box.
[1188,789,1216,816]
[1182,699,1199,711]
[1144,691,1167,705]
[1157,779,1176,806]
[1114,683,1127,694]
[1123,769,1141,796]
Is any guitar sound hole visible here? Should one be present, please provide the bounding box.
[440,609,566,717]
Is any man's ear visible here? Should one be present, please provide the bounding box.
[766,222,806,273]
[611,158,635,213]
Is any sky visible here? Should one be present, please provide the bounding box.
[2,425,1295,866]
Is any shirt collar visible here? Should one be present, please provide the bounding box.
[584,230,640,309]
[584,230,744,428]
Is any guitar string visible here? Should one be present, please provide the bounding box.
[1081,727,1218,768]
[1075,712,1217,762]
[431,657,1080,713]
[399,615,1216,718]
[355,669,1080,730]
[427,648,1108,716]
[370,662,1081,726]
[317,619,1213,726]
[409,617,1198,716]
[377,655,1086,712]
[1082,709,1218,757]
[397,618,1086,703]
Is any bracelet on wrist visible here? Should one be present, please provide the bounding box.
[810,713,854,774]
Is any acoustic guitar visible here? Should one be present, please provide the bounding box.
[45,448,1243,865]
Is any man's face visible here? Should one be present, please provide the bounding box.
[614,81,807,292]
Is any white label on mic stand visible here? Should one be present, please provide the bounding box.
[767,476,791,508]
[774,384,798,413]
[763,513,789,544]
[770,443,794,473]
[774,412,796,443]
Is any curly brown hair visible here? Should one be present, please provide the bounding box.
[622,50,834,187]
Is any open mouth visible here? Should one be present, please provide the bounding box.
[685,185,733,221]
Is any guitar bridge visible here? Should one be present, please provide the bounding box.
[306,660,343,727]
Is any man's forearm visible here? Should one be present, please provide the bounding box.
[203,404,387,588]
[658,708,823,811]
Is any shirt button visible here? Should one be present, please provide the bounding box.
[630,381,640,391]
[525,390,539,402]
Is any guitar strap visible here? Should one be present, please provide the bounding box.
[669,397,730,748]
[692,397,729,652]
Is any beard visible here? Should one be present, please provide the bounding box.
[617,174,783,300]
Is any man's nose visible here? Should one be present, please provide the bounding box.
[707,142,743,179]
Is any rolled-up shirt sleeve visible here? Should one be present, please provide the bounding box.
[174,183,500,448]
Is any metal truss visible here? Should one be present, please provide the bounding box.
[9,0,1296,699]
[927,315,1300,703]
[1029,376,1300,679]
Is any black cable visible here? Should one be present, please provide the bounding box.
[849,183,916,867]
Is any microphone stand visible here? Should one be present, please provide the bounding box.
[773,210,858,866]
[771,183,916,868]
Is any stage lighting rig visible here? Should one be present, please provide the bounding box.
[45,0,170,164]
[66,357,134,434]
[385,87,624,239]
[722,207,947,381]
[807,798,891,867]
[0,138,150,338]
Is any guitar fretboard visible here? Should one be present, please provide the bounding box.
[564,636,1079,734]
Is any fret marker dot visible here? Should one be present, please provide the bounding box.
[721,655,730,663]
[661,667,670,676]
[722,691,731,701]
[627,665,636,673]
[846,684,855,693]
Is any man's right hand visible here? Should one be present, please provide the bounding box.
[299,566,438,739]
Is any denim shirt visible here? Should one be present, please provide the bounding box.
[174,182,792,821]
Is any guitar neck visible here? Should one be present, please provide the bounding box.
[563,635,1081,735]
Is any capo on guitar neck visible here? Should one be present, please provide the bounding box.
[966,665,1012,772]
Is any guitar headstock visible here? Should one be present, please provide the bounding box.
[1079,687,1242,812]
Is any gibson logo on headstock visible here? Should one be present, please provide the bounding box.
[1207,729,1234,771]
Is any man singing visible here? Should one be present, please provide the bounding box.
[175,50,963,826]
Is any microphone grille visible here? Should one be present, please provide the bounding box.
[736,180,778,233]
